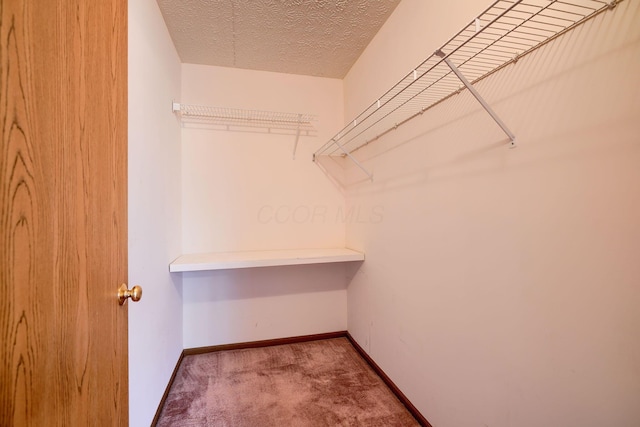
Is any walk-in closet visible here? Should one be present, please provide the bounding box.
[128,0,640,425]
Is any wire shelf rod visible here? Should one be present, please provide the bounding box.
[316,0,525,156]
[173,103,319,157]
[173,103,317,128]
[312,2,523,156]
[315,0,616,160]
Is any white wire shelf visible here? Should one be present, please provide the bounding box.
[173,102,318,158]
[314,0,617,167]
[173,102,317,133]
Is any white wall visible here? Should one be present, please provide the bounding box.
[128,0,182,425]
[180,64,350,348]
[343,1,640,426]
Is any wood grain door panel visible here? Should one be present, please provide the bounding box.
[1,0,128,425]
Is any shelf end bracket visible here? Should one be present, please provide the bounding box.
[333,139,373,181]
[293,114,302,160]
[435,50,516,148]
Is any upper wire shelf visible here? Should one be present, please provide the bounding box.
[173,102,318,158]
[173,102,317,136]
[314,0,616,160]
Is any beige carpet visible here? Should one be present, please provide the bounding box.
[156,337,420,426]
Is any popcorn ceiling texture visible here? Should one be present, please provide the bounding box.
[156,0,401,78]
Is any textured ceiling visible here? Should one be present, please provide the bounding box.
[157,0,402,78]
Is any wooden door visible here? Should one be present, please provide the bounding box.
[1,0,128,425]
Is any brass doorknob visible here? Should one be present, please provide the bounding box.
[118,284,143,305]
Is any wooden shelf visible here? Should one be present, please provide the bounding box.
[169,248,365,272]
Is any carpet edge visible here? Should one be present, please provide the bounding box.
[183,331,349,355]
[151,350,185,427]
[345,332,433,427]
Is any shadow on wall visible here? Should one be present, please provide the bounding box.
[179,261,363,303]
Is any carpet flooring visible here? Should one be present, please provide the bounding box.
[156,337,420,426]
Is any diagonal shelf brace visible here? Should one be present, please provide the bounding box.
[435,49,516,148]
[316,138,374,181]
[292,114,302,160]
[336,138,373,180]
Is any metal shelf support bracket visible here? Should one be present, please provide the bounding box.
[317,139,374,181]
[292,114,302,160]
[435,49,517,148]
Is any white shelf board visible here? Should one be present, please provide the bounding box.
[169,248,365,272]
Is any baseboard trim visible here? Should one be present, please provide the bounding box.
[155,331,431,427]
[183,331,348,355]
[345,332,432,427]
[151,350,185,427]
